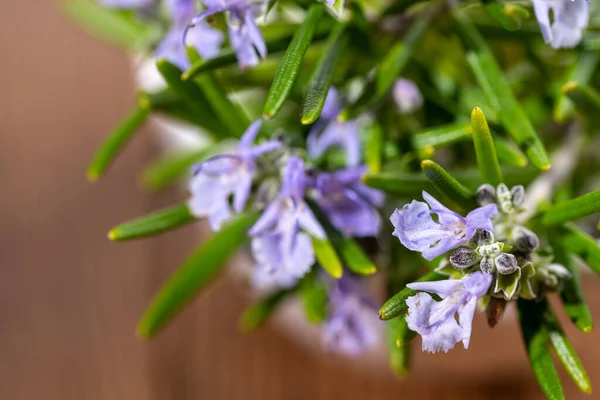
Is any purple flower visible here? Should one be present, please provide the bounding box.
[186,0,266,69]
[99,0,153,8]
[392,78,423,114]
[323,276,380,355]
[308,166,384,237]
[188,120,280,230]
[390,191,498,261]
[532,0,589,49]
[156,0,224,70]
[307,88,361,167]
[248,156,326,287]
[406,272,492,353]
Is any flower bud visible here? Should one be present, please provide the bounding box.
[513,226,539,252]
[496,183,514,213]
[450,248,480,270]
[480,257,494,274]
[476,184,496,206]
[510,185,525,207]
[495,253,518,275]
[475,228,495,246]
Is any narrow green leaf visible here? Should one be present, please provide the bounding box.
[411,123,471,155]
[493,136,528,167]
[457,13,550,171]
[240,288,294,331]
[338,237,377,275]
[376,18,430,97]
[553,234,594,332]
[562,82,600,122]
[65,0,152,50]
[421,160,476,209]
[140,149,213,191]
[378,272,445,320]
[362,172,434,196]
[388,317,414,378]
[301,23,349,124]
[300,272,328,324]
[471,107,503,185]
[517,299,566,400]
[186,48,249,137]
[263,4,324,119]
[541,300,592,394]
[109,204,195,241]
[137,212,258,338]
[554,52,599,122]
[312,236,343,278]
[483,2,529,31]
[542,189,600,226]
[139,90,226,134]
[156,59,227,139]
[561,223,600,274]
[365,119,384,173]
[87,105,150,181]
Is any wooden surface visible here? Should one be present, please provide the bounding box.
[1,2,600,399]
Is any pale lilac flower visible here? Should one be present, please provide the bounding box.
[186,0,266,69]
[308,166,384,237]
[532,0,589,49]
[390,191,498,260]
[406,272,492,353]
[307,88,361,167]
[392,78,423,114]
[99,0,153,8]
[323,276,380,355]
[249,156,326,287]
[156,0,224,70]
[188,120,280,230]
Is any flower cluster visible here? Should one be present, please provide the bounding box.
[391,185,572,353]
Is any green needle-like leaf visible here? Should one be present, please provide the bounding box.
[137,212,258,338]
[562,82,600,122]
[109,204,196,241]
[554,52,599,122]
[156,59,228,139]
[542,300,592,394]
[493,136,528,167]
[312,236,343,278]
[87,105,150,181]
[263,4,324,119]
[376,18,430,98]
[300,272,328,324]
[561,223,600,274]
[483,2,529,31]
[517,299,566,400]
[65,0,153,50]
[471,107,503,186]
[140,148,214,191]
[362,172,434,196]
[388,317,414,378]
[186,48,249,137]
[365,119,384,173]
[240,288,295,331]
[456,13,550,170]
[338,237,377,275]
[378,272,445,320]
[542,189,600,226]
[421,160,476,209]
[553,234,594,332]
[411,123,471,156]
[301,23,349,124]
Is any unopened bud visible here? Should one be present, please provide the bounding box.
[475,229,495,246]
[514,226,539,252]
[495,253,518,275]
[480,257,494,274]
[476,184,496,206]
[510,185,525,207]
[449,248,479,269]
[496,183,514,213]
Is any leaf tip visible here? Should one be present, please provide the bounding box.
[135,325,151,340]
[262,113,273,121]
[107,229,118,241]
[541,163,552,171]
[562,81,578,94]
[181,71,191,81]
[86,169,100,182]
[300,116,314,125]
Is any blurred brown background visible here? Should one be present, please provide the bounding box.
[1,2,600,399]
